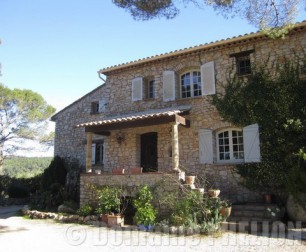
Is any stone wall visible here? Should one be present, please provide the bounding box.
[80,172,181,216]
[53,28,306,203]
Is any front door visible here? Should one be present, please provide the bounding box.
[141,132,158,172]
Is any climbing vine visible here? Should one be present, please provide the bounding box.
[212,58,306,198]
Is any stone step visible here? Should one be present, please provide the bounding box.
[221,220,287,234]
[232,203,277,212]
[228,203,283,222]
[228,216,274,222]
[231,210,271,218]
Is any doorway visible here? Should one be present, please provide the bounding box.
[141,132,158,172]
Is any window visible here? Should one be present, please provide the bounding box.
[92,142,104,165]
[91,101,99,114]
[217,129,244,162]
[91,100,106,114]
[144,79,155,99]
[132,77,156,101]
[236,55,251,75]
[181,71,202,98]
[230,50,254,76]
[199,124,261,164]
[148,80,155,99]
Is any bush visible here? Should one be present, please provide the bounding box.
[94,186,123,214]
[77,203,95,217]
[0,175,41,198]
[40,156,67,191]
[134,185,156,226]
[8,184,29,198]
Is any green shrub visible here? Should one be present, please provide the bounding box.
[77,203,95,217]
[96,186,122,214]
[8,184,29,198]
[40,156,67,191]
[134,185,156,226]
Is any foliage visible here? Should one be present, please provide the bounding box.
[77,203,95,217]
[0,83,55,167]
[40,156,67,191]
[212,58,306,196]
[92,185,123,214]
[113,0,302,34]
[2,156,52,178]
[134,185,157,226]
[0,175,41,198]
[30,156,81,211]
[170,190,224,227]
[7,183,29,198]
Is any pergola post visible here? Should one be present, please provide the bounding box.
[172,122,179,171]
[86,132,93,172]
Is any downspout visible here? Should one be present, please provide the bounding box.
[98,71,106,83]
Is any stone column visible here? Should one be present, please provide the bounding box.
[86,132,93,172]
[172,123,179,171]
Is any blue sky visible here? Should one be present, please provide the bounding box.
[0,0,305,113]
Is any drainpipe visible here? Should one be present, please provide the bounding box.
[98,71,106,83]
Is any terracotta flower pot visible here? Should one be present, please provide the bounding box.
[107,214,124,227]
[264,194,272,204]
[100,214,108,223]
[208,189,221,198]
[185,176,196,185]
[130,167,143,174]
[220,206,232,218]
[112,168,125,175]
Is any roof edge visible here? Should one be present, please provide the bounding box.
[51,83,105,122]
[99,20,306,75]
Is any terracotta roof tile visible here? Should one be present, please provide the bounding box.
[76,106,191,128]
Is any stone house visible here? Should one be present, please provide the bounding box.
[51,21,306,205]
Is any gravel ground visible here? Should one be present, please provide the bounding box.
[0,205,305,252]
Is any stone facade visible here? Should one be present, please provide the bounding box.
[51,23,306,203]
[80,172,180,215]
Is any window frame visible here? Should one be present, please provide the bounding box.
[91,101,100,114]
[145,78,155,99]
[95,142,104,165]
[180,70,202,99]
[230,50,254,77]
[216,128,244,163]
[236,55,251,76]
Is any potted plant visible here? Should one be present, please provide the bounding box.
[208,189,221,198]
[185,175,196,185]
[96,186,125,226]
[220,200,232,219]
[134,185,157,231]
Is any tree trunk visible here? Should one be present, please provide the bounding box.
[0,146,4,174]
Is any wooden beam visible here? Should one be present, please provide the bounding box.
[175,114,190,127]
[85,132,93,172]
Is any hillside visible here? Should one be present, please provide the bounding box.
[1,157,53,178]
